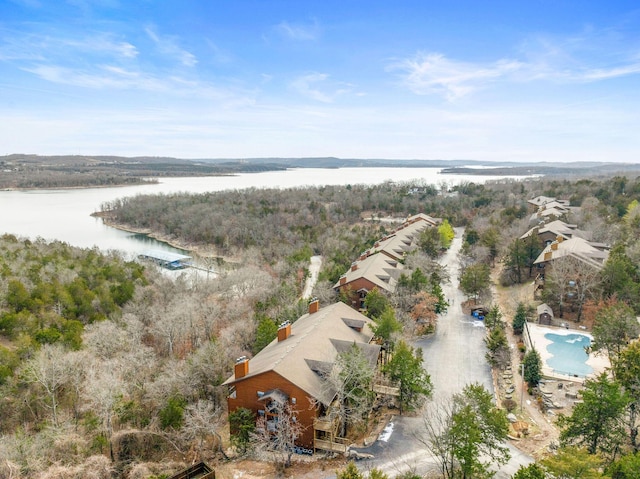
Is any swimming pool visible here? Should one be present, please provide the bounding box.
[544,332,593,377]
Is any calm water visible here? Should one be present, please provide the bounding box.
[545,332,593,378]
[0,167,531,258]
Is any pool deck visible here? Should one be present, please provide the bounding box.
[525,323,610,383]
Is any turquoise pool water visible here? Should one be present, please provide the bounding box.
[545,333,593,377]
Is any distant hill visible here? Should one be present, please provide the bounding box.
[2,154,640,186]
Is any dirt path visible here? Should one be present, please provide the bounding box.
[491,267,560,459]
[302,255,322,299]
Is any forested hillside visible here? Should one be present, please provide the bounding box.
[2,173,640,478]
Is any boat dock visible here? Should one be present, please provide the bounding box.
[138,250,192,270]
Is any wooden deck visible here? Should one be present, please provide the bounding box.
[373,383,400,396]
[314,438,349,453]
[168,462,215,479]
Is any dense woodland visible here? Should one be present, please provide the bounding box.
[2,173,640,478]
[0,155,285,189]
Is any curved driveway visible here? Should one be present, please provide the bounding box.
[354,228,532,478]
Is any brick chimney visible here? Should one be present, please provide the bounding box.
[308,298,320,314]
[551,242,558,251]
[339,275,347,285]
[234,356,249,379]
[351,262,358,272]
[277,321,291,342]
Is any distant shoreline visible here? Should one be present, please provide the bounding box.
[93,212,236,262]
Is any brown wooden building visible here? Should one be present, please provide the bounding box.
[223,300,380,451]
[334,213,439,310]
[334,252,403,310]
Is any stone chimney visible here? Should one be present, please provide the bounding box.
[551,242,558,251]
[556,235,564,243]
[234,356,249,379]
[308,298,320,314]
[277,321,291,342]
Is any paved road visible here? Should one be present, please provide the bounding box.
[351,228,533,478]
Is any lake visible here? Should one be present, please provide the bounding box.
[0,167,533,258]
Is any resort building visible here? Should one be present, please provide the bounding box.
[520,220,587,246]
[334,252,403,310]
[223,300,380,451]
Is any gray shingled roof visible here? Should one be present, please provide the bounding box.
[534,236,609,269]
[334,252,403,293]
[520,220,585,241]
[223,302,380,406]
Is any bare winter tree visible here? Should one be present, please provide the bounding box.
[181,399,227,460]
[311,279,339,304]
[151,304,185,357]
[542,256,574,318]
[324,344,376,437]
[542,255,602,320]
[571,257,603,322]
[415,399,457,479]
[252,398,304,471]
[82,361,124,460]
[20,344,71,427]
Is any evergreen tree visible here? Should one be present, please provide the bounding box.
[608,452,640,479]
[485,327,509,368]
[372,306,402,348]
[612,341,640,451]
[229,407,255,453]
[419,383,510,479]
[419,227,441,257]
[336,462,363,479]
[541,447,606,479]
[483,304,503,330]
[431,281,448,314]
[512,463,547,479]
[512,302,528,335]
[253,316,278,353]
[558,373,629,460]
[459,263,491,303]
[522,348,542,387]
[384,340,433,413]
[364,288,391,320]
[504,238,528,284]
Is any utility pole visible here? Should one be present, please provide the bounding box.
[520,362,525,412]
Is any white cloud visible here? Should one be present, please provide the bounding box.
[392,44,640,100]
[204,39,232,64]
[290,73,351,103]
[275,20,319,41]
[514,29,640,83]
[115,41,138,59]
[0,29,137,62]
[145,26,197,67]
[566,62,640,82]
[390,53,523,101]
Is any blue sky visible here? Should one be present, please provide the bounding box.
[1,1,639,162]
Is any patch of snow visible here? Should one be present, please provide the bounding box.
[378,421,394,442]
